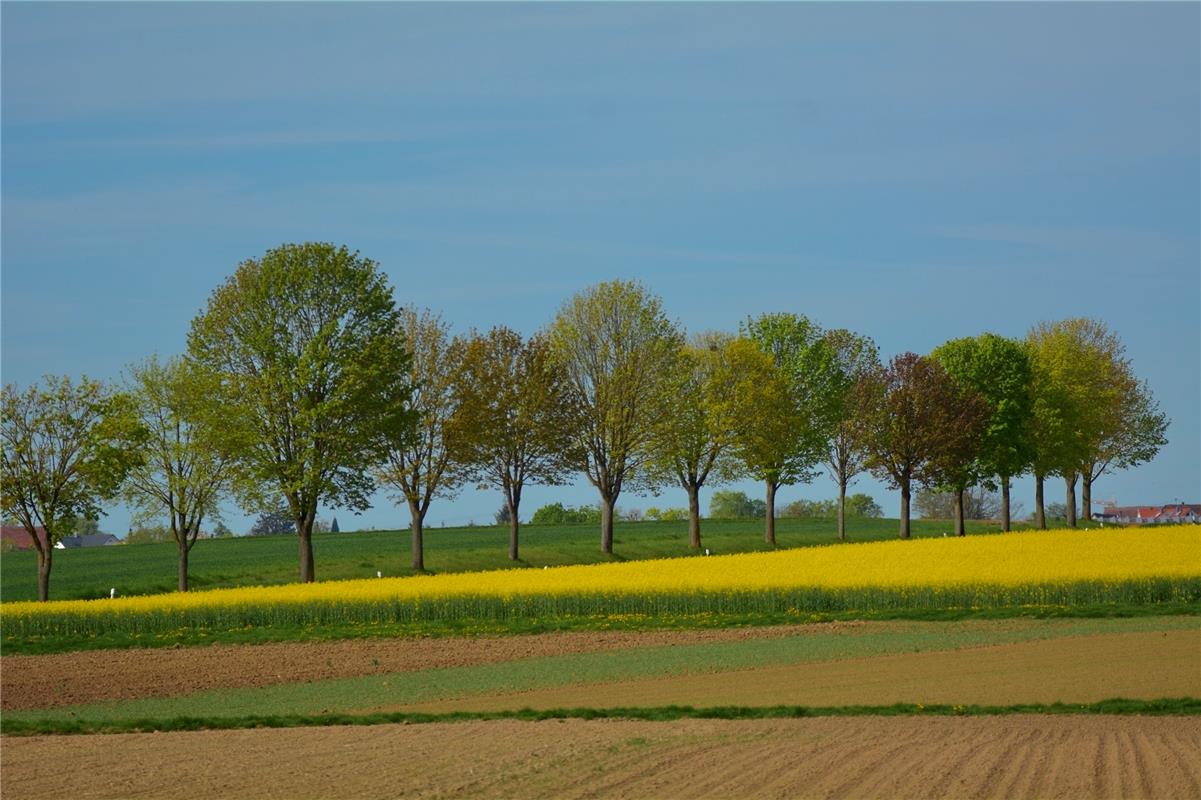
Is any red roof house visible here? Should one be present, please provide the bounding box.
[1,525,49,550]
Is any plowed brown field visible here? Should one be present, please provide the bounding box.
[4,716,1199,800]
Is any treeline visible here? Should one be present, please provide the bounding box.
[522,491,882,525]
[1,243,1168,600]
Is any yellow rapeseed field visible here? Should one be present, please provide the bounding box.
[4,526,1199,638]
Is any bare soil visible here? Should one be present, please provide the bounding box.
[1,622,863,711]
[395,628,1201,713]
[4,716,1199,800]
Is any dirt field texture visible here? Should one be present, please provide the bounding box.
[396,627,1201,713]
[4,618,1198,724]
[4,716,1199,800]
[0,622,853,711]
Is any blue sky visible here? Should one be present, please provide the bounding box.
[3,2,1198,536]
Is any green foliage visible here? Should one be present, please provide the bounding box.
[250,508,295,536]
[547,281,683,543]
[450,326,581,559]
[648,333,746,493]
[645,507,689,522]
[931,334,1034,488]
[187,242,414,580]
[738,314,840,490]
[1026,319,1142,481]
[7,694,1200,737]
[779,499,837,518]
[708,490,766,519]
[377,308,467,528]
[123,356,245,590]
[778,495,882,519]
[126,524,173,545]
[66,516,103,537]
[1,375,145,599]
[6,696,1200,737]
[845,493,883,518]
[212,522,234,539]
[530,503,602,525]
[823,331,882,484]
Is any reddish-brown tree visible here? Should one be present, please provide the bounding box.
[450,327,580,561]
[863,353,990,539]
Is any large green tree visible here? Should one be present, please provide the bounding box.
[1026,319,1141,528]
[931,333,1034,532]
[822,329,881,541]
[863,353,989,539]
[450,327,579,561]
[547,281,682,554]
[377,308,468,571]
[740,314,838,544]
[648,332,754,550]
[122,356,246,591]
[1,376,143,600]
[188,242,413,582]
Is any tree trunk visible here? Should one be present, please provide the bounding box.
[764,481,777,545]
[37,546,52,602]
[298,517,315,583]
[899,479,911,539]
[178,541,189,592]
[1000,475,1011,532]
[954,487,966,536]
[1035,473,1046,530]
[600,494,616,554]
[1065,473,1078,528]
[1081,472,1093,522]
[837,472,847,542]
[687,483,702,549]
[409,500,425,572]
[507,499,520,561]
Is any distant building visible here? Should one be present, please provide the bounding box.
[1,525,47,550]
[1095,504,1201,525]
[56,533,122,549]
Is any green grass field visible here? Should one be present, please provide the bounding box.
[1,516,1013,603]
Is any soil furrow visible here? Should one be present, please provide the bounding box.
[4,717,1199,800]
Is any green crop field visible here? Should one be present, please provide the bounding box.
[0,516,1017,603]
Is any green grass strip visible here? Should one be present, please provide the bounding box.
[5,601,1198,656]
[3,698,1197,737]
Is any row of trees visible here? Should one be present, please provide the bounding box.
[1,242,1168,600]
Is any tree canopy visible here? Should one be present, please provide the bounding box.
[187,242,413,582]
[547,280,682,553]
[450,326,580,560]
[649,332,755,549]
[863,353,989,539]
[377,308,467,571]
[822,328,881,540]
[930,333,1034,531]
[739,313,839,543]
[123,355,245,591]
[1,376,143,600]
